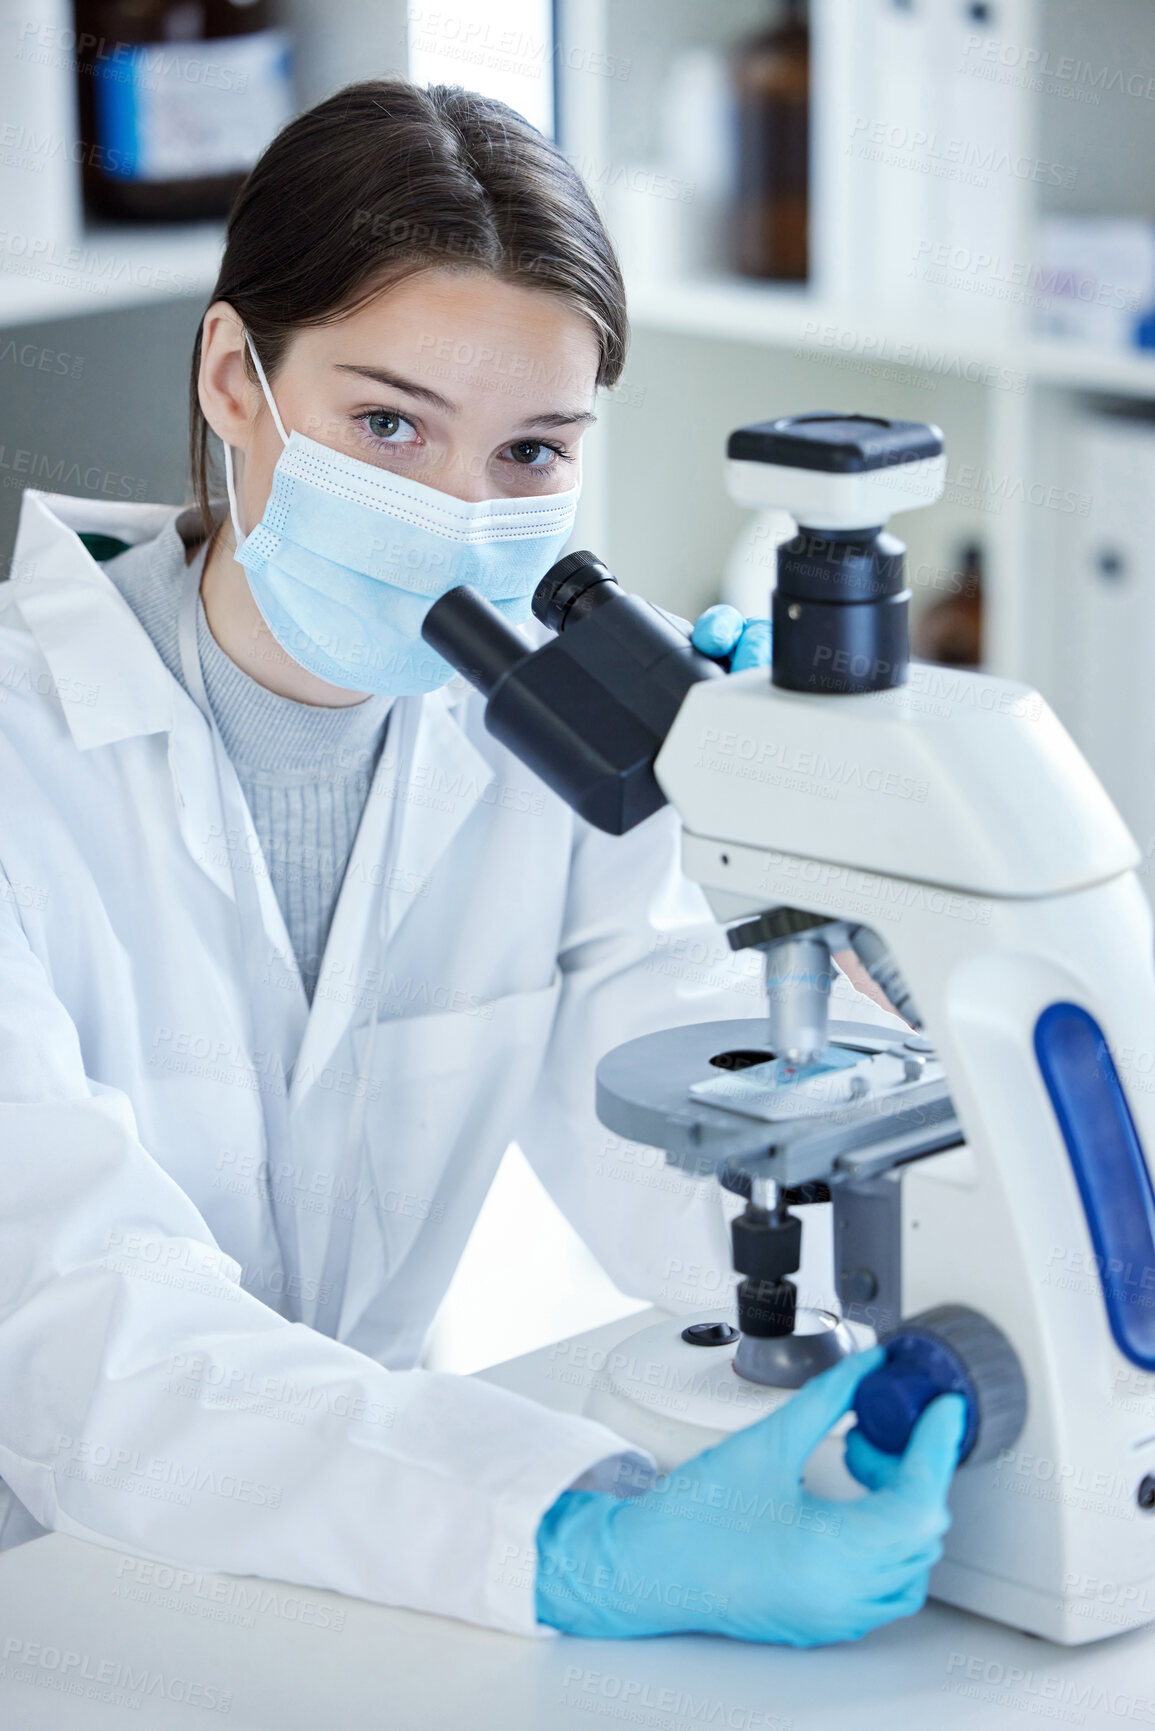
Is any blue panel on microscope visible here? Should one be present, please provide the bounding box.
[1035,1001,1155,1371]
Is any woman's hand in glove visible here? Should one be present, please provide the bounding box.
[692,603,772,671]
[536,1346,966,1645]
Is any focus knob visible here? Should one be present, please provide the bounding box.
[852,1304,1027,1464]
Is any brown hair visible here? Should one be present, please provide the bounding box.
[189,78,628,527]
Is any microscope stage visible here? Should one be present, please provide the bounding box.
[596,1018,963,1187]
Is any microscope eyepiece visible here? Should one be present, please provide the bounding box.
[419,552,723,835]
[532,549,617,633]
[421,585,527,700]
[773,525,910,696]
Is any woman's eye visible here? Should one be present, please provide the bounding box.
[505,439,557,468]
[363,410,419,444]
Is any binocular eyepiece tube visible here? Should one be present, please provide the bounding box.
[421,551,724,835]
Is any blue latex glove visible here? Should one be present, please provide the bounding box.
[692,603,772,671]
[845,1419,920,1492]
[536,1348,966,1645]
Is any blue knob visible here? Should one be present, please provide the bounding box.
[853,1330,979,1459]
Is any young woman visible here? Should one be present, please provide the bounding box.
[0,80,962,1644]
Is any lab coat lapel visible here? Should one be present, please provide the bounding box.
[10,491,176,751]
[12,492,305,999]
[164,699,242,902]
[290,685,496,1103]
[13,494,233,905]
[376,685,498,948]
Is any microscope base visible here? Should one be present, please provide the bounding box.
[582,1310,873,1488]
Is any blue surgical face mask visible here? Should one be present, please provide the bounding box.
[222,332,581,696]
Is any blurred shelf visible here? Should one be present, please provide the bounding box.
[626,275,1155,402]
[1026,337,1155,398]
[626,275,821,350]
[0,222,225,329]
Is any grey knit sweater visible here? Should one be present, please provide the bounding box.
[105,518,392,1002]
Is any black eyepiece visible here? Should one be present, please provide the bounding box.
[532,549,617,633]
[772,526,910,695]
[421,585,527,699]
[419,552,722,834]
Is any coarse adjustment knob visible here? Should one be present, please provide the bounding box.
[731,1208,802,1283]
[852,1304,1027,1464]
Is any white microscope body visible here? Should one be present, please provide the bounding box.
[423,412,1155,1645]
[644,420,1155,1644]
[658,657,1155,1644]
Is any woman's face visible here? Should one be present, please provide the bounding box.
[199,269,601,535]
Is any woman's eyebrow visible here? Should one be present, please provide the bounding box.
[520,408,598,430]
[332,364,596,430]
[333,363,457,412]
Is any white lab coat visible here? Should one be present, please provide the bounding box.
[0,489,766,1636]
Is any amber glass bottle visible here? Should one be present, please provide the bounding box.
[76,0,293,222]
[912,544,984,667]
[732,0,810,281]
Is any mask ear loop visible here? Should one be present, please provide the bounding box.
[222,328,290,549]
[222,444,245,550]
[244,330,290,446]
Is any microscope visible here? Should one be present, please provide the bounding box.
[422,413,1155,1645]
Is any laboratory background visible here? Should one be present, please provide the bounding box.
[0,0,1152,1373]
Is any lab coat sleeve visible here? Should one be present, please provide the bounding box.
[0,871,654,1636]
[517,805,766,1312]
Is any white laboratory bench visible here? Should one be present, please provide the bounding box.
[1,1306,1153,1731]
